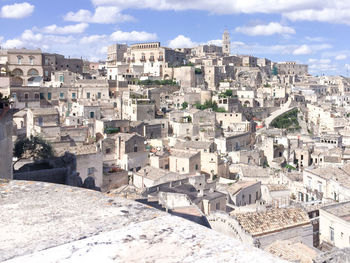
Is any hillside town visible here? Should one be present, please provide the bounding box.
[1,30,350,262]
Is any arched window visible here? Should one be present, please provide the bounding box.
[12,68,23,76]
[28,68,39,76]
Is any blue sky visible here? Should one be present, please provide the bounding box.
[1,0,350,76]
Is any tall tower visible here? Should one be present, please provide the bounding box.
[222,29,230,56]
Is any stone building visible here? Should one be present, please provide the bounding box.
[122,96,156,121]
[56,145,103,188]
[169,149,201,175]
[26,108,60,141]
[133,165,185,189]
[261,184,290,208]
[275,61,308,75]
[208,207,313,249]
[222,29,231,56]
[302,164,350,203]
[217,181,261,207]
[123,42,185,77]
[5,48,43,86]
[319,201,350,249]
[102,132,148,171]
[107,44,128,66]
[191,44,223,57]
[42,53,83,81]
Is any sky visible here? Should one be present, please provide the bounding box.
[1,0,350,76]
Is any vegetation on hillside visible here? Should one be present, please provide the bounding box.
[219,89,234,98]
[194,100,226,112]
[137,79,177,86]
[270,108,300,131]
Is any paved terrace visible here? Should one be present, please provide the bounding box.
[0,180,285,263]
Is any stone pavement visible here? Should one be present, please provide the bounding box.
[0,180,285,263]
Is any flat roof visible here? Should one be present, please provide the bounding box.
[321,201,350,222]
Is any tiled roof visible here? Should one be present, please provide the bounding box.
[234,207,310,237]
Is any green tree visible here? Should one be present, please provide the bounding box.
[13,136,55,167]
[224,89,233,97]
[272,66,278,76]
[181,102,188,109]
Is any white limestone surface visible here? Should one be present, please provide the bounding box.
[4,214,286,263]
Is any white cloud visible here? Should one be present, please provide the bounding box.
[91,0,322,15]
[236,22,295,36]
[64,6,133,24]
[307,58,339,74]
[41,23,89,35]
[335,54,347,60]
[2,39,24,49]
[305,36,326,42]
[308,58,331,64]
[110,30,157,42]
[80,35,107,44]
[21,30,43,42]
[0,2,34,19]
[89,0,350,26]
[293,45,312,55]
[284,8,350,25]
[207,39,222,46]
[168,35,197,48]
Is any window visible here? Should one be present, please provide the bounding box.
[249,194,251,204]
[134,144,138,152]
[90,112,95,118]
[40,93,44,99]
[97,92,101,99]
[12,68,23,76]
[34,93,39,99]
[29,57,34,65]
[28,69,39,76]
[330,227,334,242]
[256,191,259,200]
[59,75,64,82]
[318,183,322,192]
[45,70,49,77]
[17,56,22,64]
[87,92,90,99]
[72,93,76,99]
[106,148,111,154]
[47,92,51,100]
[60,93,64,99]
[87,167,94,175]
[38,117,43,126]
[195,164,199,170]
[24,93,29,99]
[216,203,220,210]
